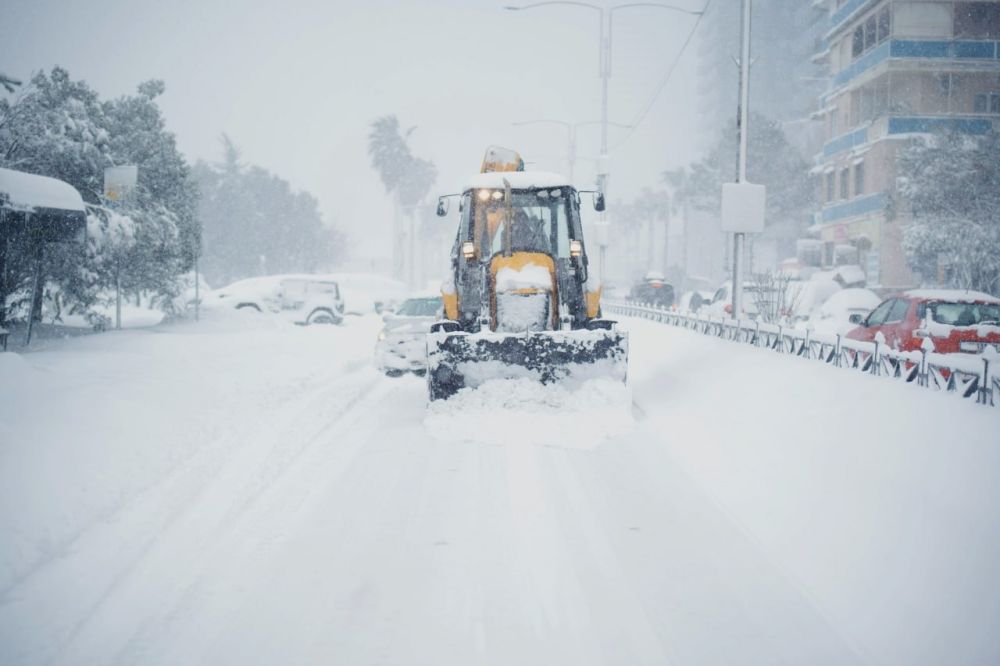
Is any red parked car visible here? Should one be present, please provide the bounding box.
[845,289,1000,353]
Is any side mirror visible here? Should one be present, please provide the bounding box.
[593,192,606,212]
[436,197,448,217]
[848,313,864,325]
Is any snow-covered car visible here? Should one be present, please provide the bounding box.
[375,295,443,376]
[704,281,761,319]
[204,274,344,325]
[804,287,882,337]
[846,289,1000,353]
[785,277,842,324]
[628,273,675,308]
[329,272,409,316]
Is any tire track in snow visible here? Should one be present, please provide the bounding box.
[111,377,419,666]
[0,361,382,666]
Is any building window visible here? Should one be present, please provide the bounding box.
[877,8,891,41]
[974,93,1000,114]
[864,15,877,50]
[852,26,864,57]
[826,172,835,202]
[955,2,1000,39]
[852,7,891,60]
[854,161,865,196]
[840,168,849,199]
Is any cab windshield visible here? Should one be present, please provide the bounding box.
[469,188,574,259]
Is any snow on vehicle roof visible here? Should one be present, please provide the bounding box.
[902,289,1000,303]
[0,167,85,212]
[463,171,571,191]
[833,264,866,285]
[820,288,882,312]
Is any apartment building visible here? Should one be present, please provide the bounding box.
[810,0,1000,288]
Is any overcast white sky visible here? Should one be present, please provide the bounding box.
[3,0,710,265]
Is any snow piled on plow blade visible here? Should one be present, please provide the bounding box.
[426,328,628,401]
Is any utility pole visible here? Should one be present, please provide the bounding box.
[598,6,609,206]
[731,0,752,319]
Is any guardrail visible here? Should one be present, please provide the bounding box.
[605,300,998,409]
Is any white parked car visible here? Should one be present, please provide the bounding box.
[704,281,762,319]
[805,287,882,337]
[204,274,344,325]
[785,277,842,324]
[375,295,443,376]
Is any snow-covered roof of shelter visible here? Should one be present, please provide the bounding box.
[0,167,85,213]
[903,289,1000,303]
[463,171,571,192]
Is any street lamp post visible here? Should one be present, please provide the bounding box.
[731,0,752,320]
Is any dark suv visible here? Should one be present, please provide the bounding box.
[629,277,675,308]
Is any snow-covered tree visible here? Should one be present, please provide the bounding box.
[195,136,347,286]
[894,131,1000,295]
[667,112,814,262]
[0,68,200,325]
[367,115,437,282]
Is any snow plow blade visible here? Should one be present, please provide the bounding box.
[426,327,628,401]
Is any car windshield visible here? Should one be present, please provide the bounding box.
[396,297,442,317]
[926,301,1000,326]
[472,189,573,259]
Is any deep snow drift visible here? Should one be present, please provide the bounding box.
[1,311,998,665]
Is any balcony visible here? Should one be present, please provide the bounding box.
[821,192,885,224]
[822,127,869,157]
[820,115,994,160]
[829,39,1000,92]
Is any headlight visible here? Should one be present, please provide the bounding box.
[377,330,387,341]
[959,341,982,353]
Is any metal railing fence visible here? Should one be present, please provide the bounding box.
[605,300,998,409]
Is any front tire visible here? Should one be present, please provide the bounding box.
[307,308,341,325]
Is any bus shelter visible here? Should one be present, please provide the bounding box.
[0,167,87,346]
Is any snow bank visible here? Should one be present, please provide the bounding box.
[625,316,1000,665]
[424,378,632,450]
[0,314,383,598]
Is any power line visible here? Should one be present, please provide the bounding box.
[612,0,712,151]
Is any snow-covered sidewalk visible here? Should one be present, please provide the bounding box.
[0,313,997,664]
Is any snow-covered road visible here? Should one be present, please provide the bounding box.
[1,313,998,665]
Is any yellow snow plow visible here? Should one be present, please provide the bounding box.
[427,147,628,401]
